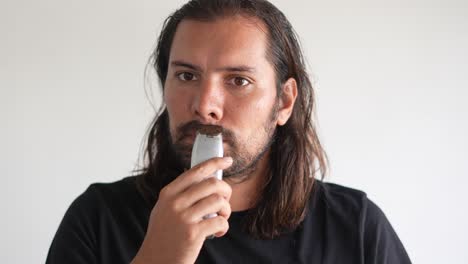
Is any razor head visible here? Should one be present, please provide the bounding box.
[197,125,223,136]
[190,129,224,180]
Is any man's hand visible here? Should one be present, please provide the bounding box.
[131,157,233,264]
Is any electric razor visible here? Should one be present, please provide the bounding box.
[190,126,223,239]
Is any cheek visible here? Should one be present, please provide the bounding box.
[164,90,174,112]
[164,91,175,118]
[251,91,276,117]
[164,86,188,133]
[165,85,188,112]
[229,92,275,130]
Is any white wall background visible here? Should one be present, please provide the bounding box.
[2,0,467,263]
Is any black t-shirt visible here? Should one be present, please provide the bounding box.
[46,176,411,263]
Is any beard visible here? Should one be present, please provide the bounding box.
[168,102,279,179]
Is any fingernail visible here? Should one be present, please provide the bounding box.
[224,157,233,164]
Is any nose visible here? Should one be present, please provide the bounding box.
[191,79,224,123]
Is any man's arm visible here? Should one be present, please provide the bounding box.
[363,198,412,264]
[46,188,98,264]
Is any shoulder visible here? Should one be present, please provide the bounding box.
[316,181,367,205]
[67,176,147,218]
[85,175,139,197]
[312,181,411,263]
[311,180,389,233]
[79,175,142,200]
[55,176,149,240]
[47,178,148,262]
[313,180,369,218]
[315,180,392,226]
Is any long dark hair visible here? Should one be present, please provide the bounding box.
[136,0,328,239]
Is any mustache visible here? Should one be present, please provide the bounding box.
[174,120,235,144]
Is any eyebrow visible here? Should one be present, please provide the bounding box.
[171,60,203,72]
[171,60,256,73]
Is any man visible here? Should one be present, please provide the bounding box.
[47,0,412,263]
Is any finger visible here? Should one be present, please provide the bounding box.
[198,216,229,238]
[178,177,232,209]
[164,157,233,196]
[186,193,232,222]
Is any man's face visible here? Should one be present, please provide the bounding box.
[164,15,280,178]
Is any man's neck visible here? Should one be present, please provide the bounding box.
[224,152,269,212]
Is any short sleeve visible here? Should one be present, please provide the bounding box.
[46,186,99,264]
[363,198,412,264]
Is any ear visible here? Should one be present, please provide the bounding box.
[276,78,298,126]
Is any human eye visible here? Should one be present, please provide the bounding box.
[176,72,198,81]
[228,76,251,87]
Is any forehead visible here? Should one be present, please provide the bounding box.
[168,15,271,70]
